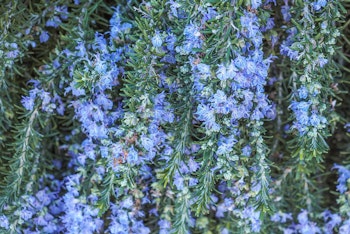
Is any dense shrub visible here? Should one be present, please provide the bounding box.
[1,0,350,233]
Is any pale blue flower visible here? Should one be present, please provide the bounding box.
[152,32,163,47]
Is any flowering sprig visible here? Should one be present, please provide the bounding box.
[280,0,343,211]
[190,1,275,220]
[284,0,341,159]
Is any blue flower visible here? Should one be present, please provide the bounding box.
[127,146,139,164]
[216,64,227,81]
[188,157,199,172]
[333,164,350,193]
[313,0,327,11]
[180,22,203,54]
[158,219,171,230]
[340,219,350,234]
[251,0,262,9]
[189,177,198,186]
[46,16,62,28]
[309,113,321,126]
[196,63,211,77]
[88,122,107,139]
[242,145,252,157]
[100,146,109,158]
[55,5,69,20]
[119,198,133,210]
[322,210,341,232]
[317,56,328,68]
[240,12,260,38]
[167,0,181,18]
[281,5,291,22]
[297,210,309,225]
[234,55,247,70]
[227,61,238,79]
[110,8,132,38]
[271,212,293,223]
[152,32,163,48]
[211,90,229,114]
[21,209,33,221]
[196,104,220,131]
[95,93,113,110]
[21,96,35,111]
[6,49,20,59]
[0,215,9,229]
[200,6,217,22]
[166,33,176,51]
[173,172,185,190]
[40,30,50,43]
[280,44,299,60]
[141,135,154,152]
[75,42,87,57]
[298,86,308,99]
[290,101,311,112]
[262,17,275,32]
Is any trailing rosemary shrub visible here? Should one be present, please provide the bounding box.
[1,0,350,233]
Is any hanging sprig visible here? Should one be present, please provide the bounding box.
[0,107,41,209]
[281,0,343,211]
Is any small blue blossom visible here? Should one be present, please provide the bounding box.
[333,164,350,193]
[127,146,139,164]
[211,90,229,114]
[179,22,203,54]
[298,86,308,99]
[313,0,328,11]
[340,219,350,234]
[216,64,227,81]
[196,63,211,79]
[53,58,61,69]
[6,49,20,59]
[251,0,262,9]
[167,0,181,18]
[21,96,35,111]
[0,215,9,230]
[309,113,321,126]
[240,12,260,38]
[95,93,113,110]
[317,55,328,68]
[281,5,291,22]
[262,17,275,32]
[100,146,109,158]
[55,5,69,20]
[242,145,252,157]
[141,135,154,152]
[110,8,132,38]
[40,30,50,43]
[200,6,217,22]
[152,32,163,48]
[173,172,185,190]
[227,61,238,79]
[234,55,247,70]
[297,210,309,225]
[196,104,220,132]
[322,210,341,233]
[46,16,62,28]
[21,209,33,221]
[271,212,293,223]
[189,177,198,186]
[188,157,199,172]
[166,33,177,51]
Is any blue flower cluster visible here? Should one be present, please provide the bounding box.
[281,1,337,145]
[334,164,350,194]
